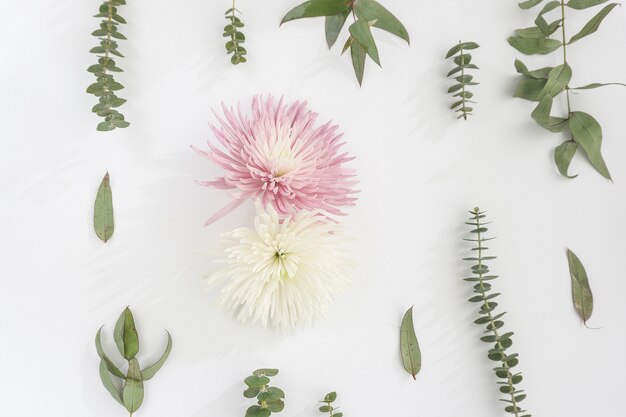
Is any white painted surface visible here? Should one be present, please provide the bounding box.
[1,1,625,416]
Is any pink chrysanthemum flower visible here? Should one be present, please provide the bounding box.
[192,96,358,225]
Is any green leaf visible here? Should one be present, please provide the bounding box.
[123,358,144,413]
[400,307,422,380]
[246,405,271,417]
[324,392,337,402]
[531,95,567,132]
[95,327,126,379]
[353,0,410,43]
[350,41,367,86]
[141,331,172,380]
[569,3,618,44]
[320,405,332,412]
[514,59,553,79]
[514,77,548,101]
[265,387,285,400]
[99,359,123,405]
[567,249,594,324]
[266,399,285,412]
[554,140,579,178]
[253,368,279,377]
[508,36,561,55]
[567,0,608,9]
[349,19,380,66]
[115,307,139,360]
[539,63,572,99]
[519,0,544,8]
[568,111,611,179]
[281,0,350,24]
[243,387,260,398]
[94,172,114,242]
[571,82,626,90]
[325,10,350,48]
[244,375,270,387]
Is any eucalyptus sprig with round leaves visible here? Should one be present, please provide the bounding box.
[446,41,480,120]
[95,307,172,416]
[463,208,530,417]
[87,0,130,131]
[280,0,410,85]
[319,392,343,417]
[243,369,285,417]
[509,0,624,179]
[224,1,247,64]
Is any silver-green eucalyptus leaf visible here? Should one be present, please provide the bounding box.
[555,140,579,178]
[350,41,367,86]
[567,0,609,9]
[94,172,114,243]
[99,359,124,405]
[400,306,422,380]
[508,35,562,55]
[568,3,618,44]
[571,82,626,90]
[567,249,594,325]
[531,95,567,132]
[538,63,572,99]
[353,0,410,43]
[568,111,611,179]
[349,18,380,66]
[123,358,144,413]
[514,59,553,79]
[514,77,548,101]
[95,327,126,379]
[141,331,172,380]
[281,0,349,24]
[325,10,350,48]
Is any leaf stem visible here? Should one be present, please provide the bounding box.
[459,41,468,121]
[474,211,520,417]
[560,0,572,115]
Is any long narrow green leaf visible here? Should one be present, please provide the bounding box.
[571,82,626,90]
[566,249,594,324]
[531,95,567,132]
[350,41,367,86]
[400,307,422,380]
[554,140,579,178]
[568,112,611,179]
[567,0,608,9]
[325,10,349,48]
[95,327,126,379]
[514,59,553,79]
[569,3,618,44]
[94,172,114,243]
[281,0,349,24]
[349,19,380,65]
[538,63,572,99]
[508,36,561,55]
[122,307,139,360]
[99,359,124,405]
[141,331,173,380]
[353,0,410,43]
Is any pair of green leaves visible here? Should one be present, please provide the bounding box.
[281,0,409,85]
[511,0,622,179]
[566,249,594,326]
[87,0,130,131]
[94,172,114,243]
[96,307,173,415]
[445,41,480,120]
[400,306,422,380]
[463,208,530,417]
[224,5,247,64]
[318,392,343,417]
[244,369,285,417]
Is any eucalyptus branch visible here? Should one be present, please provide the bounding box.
[243,369,285,417]
[280,0,409,85]
[87,0,130,131]
[224,0,247,65]
[319,392,343,417]
[95,307,172,416]
[446,41,480,120]
[463,208,530,417]
[509,0,623,179]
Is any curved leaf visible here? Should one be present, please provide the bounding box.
[123,358,144,413]
[531,95,567,132]
[567,249,594,324]
[94,172,114,243]
[353,0,410,43]
[349,18,380,65]
[350,41,366,86]
[555,140,579,178]
[569,112,611,179]
[539,63,572,99]
[281,0,350,24]
[141,331,172,380]
[400,306,422,380]
[571,82,626,90]
[508,36,561,55]
[514,59,553,79]
[115,307,139,360]
[95,327,126,379]
[569,3,618,44]
[99,359,123,405]
[514,77,548,101]
[567,0,608,9]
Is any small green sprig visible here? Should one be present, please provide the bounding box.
[224,1,247,65]
[243,369,285,417]
[445,41,480,120]
[280,0,409,85]
[95,307,172,416]
[87,0,130,131]
[509,0,624,179]
[464,208,530,417]
[319,392,343,417]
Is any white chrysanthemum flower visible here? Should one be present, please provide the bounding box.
[209,201,352,329]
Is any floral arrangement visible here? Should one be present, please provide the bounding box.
[193,96,358,329]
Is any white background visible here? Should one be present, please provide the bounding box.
[1,1,625,416]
